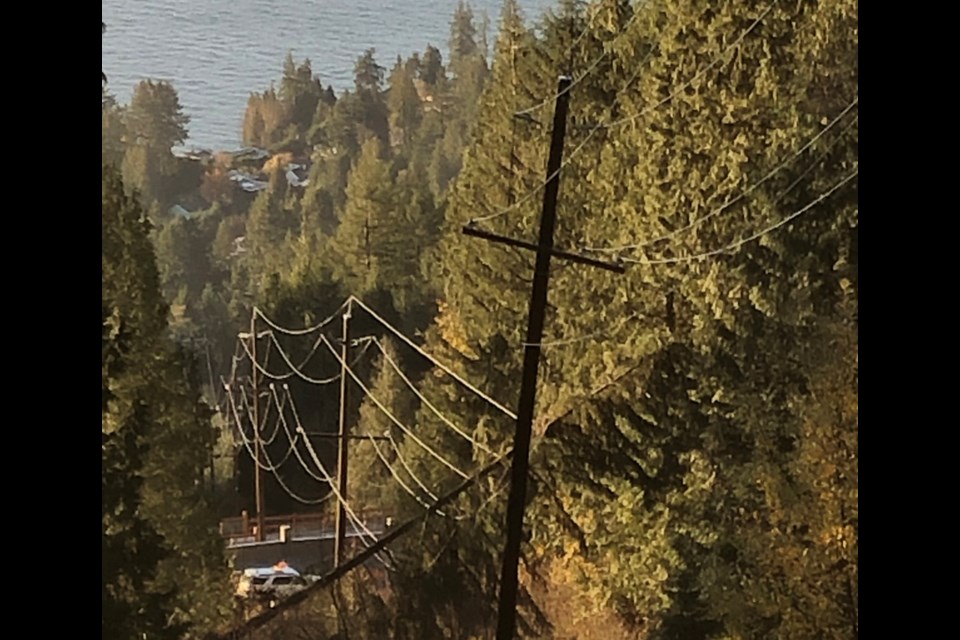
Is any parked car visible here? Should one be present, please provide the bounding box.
[235,562,308,602]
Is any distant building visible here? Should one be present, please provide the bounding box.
[285,164,309,188]
[231,147,271,163]
[168,204,196,219]
[231,236,247,257]
[173,148,214,162]
[228,169,269,193]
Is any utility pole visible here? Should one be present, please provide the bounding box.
[462,76,624,640]
[333,300,353,568]
[250,311,266,543]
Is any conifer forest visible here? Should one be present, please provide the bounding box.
[102,1,858,638]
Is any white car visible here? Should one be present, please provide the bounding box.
[235,562,309,601]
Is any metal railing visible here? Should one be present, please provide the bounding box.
[220,510,389,546]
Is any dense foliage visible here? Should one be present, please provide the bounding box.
[103,0,857,637]
[102,167,233,638]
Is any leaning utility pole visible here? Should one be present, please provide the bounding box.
[250,311,266,543]
[333,300,353,568]
[462,76,624,640]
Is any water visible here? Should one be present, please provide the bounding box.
[102,0,553,151]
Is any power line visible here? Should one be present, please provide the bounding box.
[230,385,278,471]
[226,385,271,467]
[238,332,328,382]
[253,299,350,336]
[226,384,330,505]
[250,331,285,445]
[284,385,383,544]
[255,383,287,446]
[270,385,330,484]
[601,3,776,131]
[584,99,859,253]
[258,440,333,506]
[514,3,645,118]
[260,333,339,384]
[239,384,279,445]
[619,168,858,265]
[320,334,471,480]
[212,450,515,640]
[238,313,375,385]
[273,383,371,519]
[384,430,441,502]
[268,330,374,384]
[469,2,776,226]
[361,428,444,513]
[231,383,298,470]
[272,387,394,568]
[372,338,494,455]
[231,381,387,553]
[240,314,466,519]
[349,296,518,420]
[521,313,640,349]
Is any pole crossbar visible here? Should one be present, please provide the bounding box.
[461,225,625,274]
[462,74,623,639]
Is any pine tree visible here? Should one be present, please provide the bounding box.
[352,49,390,145]
[349,337,417,514]
[242,86,290,148]
[387,55,423,147]
[448,1,479,77]
[140,346,235,635]
[245,169,298,280]
[426,0,858,635]
[155,215,213,305]
[102,165,184,639]
[420,45,445,86]
[103,164,233,639]
[442,2,488,166]
[126,80,190,153]
[329,137,394,293]
[102,88,126,168]
[280,53,324,132]
[432,0,546,367]
[122,80,189,206]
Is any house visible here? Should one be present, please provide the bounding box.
[168,204,196,218]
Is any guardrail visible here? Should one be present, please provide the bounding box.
[220,511,390,545]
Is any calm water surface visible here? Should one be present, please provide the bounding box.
[102,0,553,150]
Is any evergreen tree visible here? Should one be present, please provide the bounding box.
[242,86,290,148]
[299,181,338,244]
[448,1,479,77]
[104,164,232,639]
[428,0,858,635]
[122,80,189,206]
[421,45,445,86]
[121,144,161,205]
[329,137,394,293]
[387,55,423,147]
[349,337,418,514]
[431,0,546,360]
[102,88,126,168]
[102,165,185,639]
[443,2,488,159]
[280,53,324,131]
[352,49,390,145]
[155,215,213,304]
[140,346,235,635]
[244,169,298,280]
[126,80,190,154]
